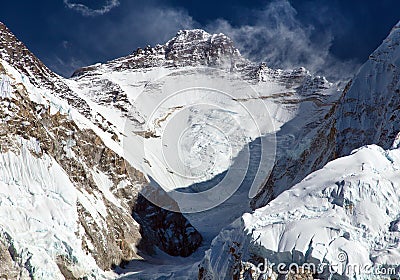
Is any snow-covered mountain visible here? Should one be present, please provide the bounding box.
[0,17,399,280]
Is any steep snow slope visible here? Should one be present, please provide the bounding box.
[199,144,400,280]
[336,21,400,155]
[0,139,105,279]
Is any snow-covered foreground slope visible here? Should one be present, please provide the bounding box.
[199,144,400,279]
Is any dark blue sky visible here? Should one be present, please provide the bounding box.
[0,0,399,80]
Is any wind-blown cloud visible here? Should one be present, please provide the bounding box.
[64,0,120,16]
[49,56,88,77]
[79,6,196,56]
[52,5,196,76]
[207,0,358,81]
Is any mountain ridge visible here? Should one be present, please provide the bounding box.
[0,23,203,279]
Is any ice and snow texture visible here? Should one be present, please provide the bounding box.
[0,138,104,279]
[0,74,11,98]
[201,144,400,279]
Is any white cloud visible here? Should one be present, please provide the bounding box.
[63,0,120,16]
[206,0,358,81]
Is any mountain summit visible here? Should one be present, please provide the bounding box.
[72,29,248,77]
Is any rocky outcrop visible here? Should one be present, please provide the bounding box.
[0,22,91,116]
[0,232,29,279]
[0,22,124,141]
[133,192,202,257]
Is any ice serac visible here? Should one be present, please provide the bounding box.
[0,23,202,278]
[200,145,400,279]
[336,21,400,156]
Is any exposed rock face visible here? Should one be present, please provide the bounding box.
[133,193,202,257]
[286,269,314,280]
[0,61,142,272]
[72,29,249,77]
[0,233,29,279]
[0,22,93,119]
[163,29,244,68]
